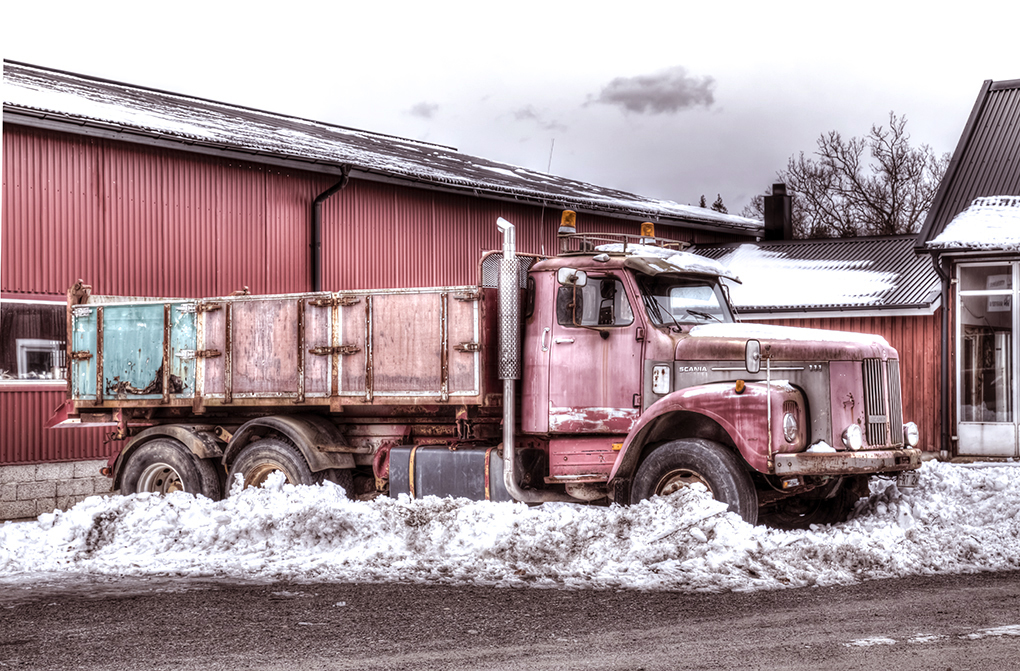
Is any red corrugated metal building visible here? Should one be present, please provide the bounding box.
[2,61,761,477]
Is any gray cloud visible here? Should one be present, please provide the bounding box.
[513,105,567,131]
[409,102,439,119]
[594,66,715,114]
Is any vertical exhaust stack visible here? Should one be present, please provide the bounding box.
[496,218,574,503]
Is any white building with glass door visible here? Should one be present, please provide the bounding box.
[926,198,1020,458]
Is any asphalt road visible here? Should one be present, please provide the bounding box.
[2,571,1019,670]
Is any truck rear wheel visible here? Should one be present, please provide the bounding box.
[120,438,223,500]
[227,438,318,490]
[630,438,758,525]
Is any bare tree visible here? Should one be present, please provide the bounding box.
[743,113,950,238]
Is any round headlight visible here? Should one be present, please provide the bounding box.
[842,424,863,451]
[783,412,799,443]
[903,422,919,447]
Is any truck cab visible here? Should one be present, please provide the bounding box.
[507,226,921,526]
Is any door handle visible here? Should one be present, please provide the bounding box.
[554,337,575,344]
[541,327,551,352]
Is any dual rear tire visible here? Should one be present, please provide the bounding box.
[119,438,222,500]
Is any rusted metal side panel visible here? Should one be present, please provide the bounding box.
[373,293,443,394]
[763,313,942,453]
[229,299,300,397]
[0,388,111,465]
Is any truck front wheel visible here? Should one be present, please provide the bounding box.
[120,438,223,500]
[630,438,758,525]
[227,438,318,490]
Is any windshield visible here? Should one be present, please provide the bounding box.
[637,275,733,327]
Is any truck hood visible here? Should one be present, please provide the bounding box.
[675,322,898,361]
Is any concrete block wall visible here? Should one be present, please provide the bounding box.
[0,460,117,521]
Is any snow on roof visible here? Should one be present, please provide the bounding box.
[2,61,762,234]
[927,196,1020,251]
[689,322,891,347]
[716,244,895,308]
[693,237,941,314]
[1,461,1019,593]
[597,244,741,281]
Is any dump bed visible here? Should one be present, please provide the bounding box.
[67,286,492,412]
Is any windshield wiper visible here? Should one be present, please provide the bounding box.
[686,309,721,323]
[642,294,682,332]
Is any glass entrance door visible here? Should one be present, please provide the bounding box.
[957,263,1018,457]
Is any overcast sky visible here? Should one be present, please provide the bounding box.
[4,0,1018,215]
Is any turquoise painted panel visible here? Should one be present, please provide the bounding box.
[70,307,98,400]
[102,304,165,400]
[170,304,197,398]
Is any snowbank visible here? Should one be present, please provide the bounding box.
[1,462,1018,593]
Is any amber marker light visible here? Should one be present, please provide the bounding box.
[735,380,746,394]
[640,222,655,240]
[559,210,577,234]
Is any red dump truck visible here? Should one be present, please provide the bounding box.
[51,217,921,526]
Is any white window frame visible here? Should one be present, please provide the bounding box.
[0,298,67,388]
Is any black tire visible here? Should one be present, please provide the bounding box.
[759,479,861,529]
[120,438,223,500]
[227,438,318,490]
[630,438,758,525]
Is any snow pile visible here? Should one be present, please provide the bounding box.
[1,462,1019,592]
[929,196,1020,251]
[715,244,896,308]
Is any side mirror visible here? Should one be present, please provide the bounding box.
[557,267,587,287]
[745,339,761,374]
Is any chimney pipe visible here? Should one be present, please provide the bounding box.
[763,183,793,241]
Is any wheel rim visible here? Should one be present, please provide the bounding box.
[242,462,291,488]
[654,468,712,497]
[137,462,185,494]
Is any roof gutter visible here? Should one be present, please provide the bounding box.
[311,166,351,292]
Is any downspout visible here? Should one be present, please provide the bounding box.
[496,217,575,503]
[311,165,352,292]
[931,253,952,459]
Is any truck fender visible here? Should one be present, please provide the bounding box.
[609,381,806,483]
[112,425,224,491]
[224,415,355,473]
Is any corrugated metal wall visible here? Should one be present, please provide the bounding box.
[0,387,108,462]
[761,313,942,453]
[2,124,749,464]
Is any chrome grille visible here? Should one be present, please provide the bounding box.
[863,358,887,446]
[863,358,904,447]
[888,360,903,445]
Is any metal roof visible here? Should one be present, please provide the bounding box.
[916,78,1020,252]
[693,236,941,317]
[1,60,762,236]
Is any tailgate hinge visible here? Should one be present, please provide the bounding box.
[309,345,362,356]
[178,349,222,360]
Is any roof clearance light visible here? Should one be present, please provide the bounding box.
[559,210,577,235]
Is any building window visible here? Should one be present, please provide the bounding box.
[0,300,66,382]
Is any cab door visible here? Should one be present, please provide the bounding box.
[546,273,644,433]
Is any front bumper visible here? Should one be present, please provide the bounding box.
[772,448,922,476]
